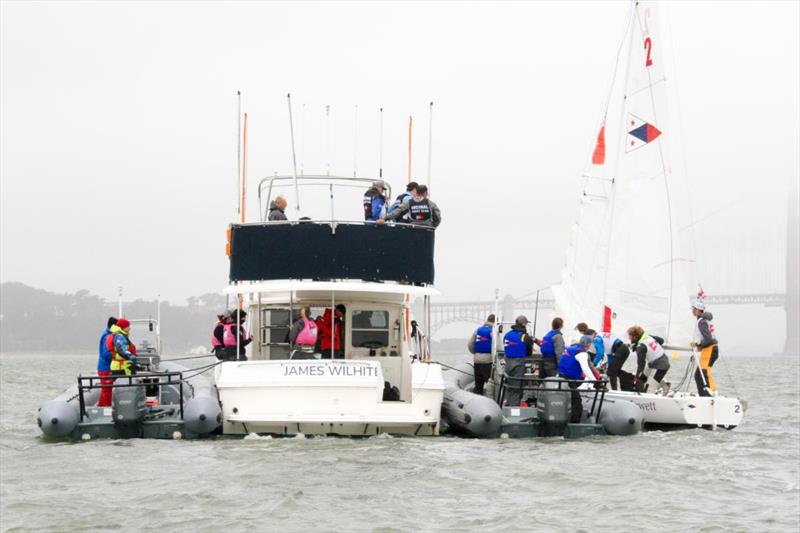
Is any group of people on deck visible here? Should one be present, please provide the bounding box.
[209,305,345,361]
[265,179,441,229]
[95,316,137,407]
[468,298,721,408]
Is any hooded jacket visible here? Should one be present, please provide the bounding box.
[268,201,287,221]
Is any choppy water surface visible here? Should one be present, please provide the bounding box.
[1,352,798,532]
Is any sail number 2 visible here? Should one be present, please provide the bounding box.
[642,6,653,68]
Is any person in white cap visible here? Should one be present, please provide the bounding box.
[690,299,719,396]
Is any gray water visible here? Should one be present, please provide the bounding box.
[1,353,798,532]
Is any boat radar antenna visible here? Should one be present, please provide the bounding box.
[378,107,384,178]
[236,90,242,219]
[426,101,433,190]
[241,112,248,223]
[287,93,301,212]
[352,104,358,178]
[325,104,331,176]
[407,115,413,183]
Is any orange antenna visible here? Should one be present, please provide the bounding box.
[241,113,248,223]
[407,115,413,184]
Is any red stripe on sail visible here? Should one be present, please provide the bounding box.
[602,305,612,333]
[591,124,606,165]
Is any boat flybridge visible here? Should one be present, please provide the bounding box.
[214,174,445,437]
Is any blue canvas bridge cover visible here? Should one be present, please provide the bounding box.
[228,222,435,284]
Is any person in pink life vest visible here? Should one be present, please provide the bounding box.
[289,306,319,360]
[211,310,232,360]
[222,308,252,361]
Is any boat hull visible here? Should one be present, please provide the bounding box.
[215,359,445,436]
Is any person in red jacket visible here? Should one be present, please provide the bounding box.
[317,305,345,359]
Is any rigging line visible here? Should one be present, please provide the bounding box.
[636,5,677,342]
[600,1,637,319]
[665,0,702,290]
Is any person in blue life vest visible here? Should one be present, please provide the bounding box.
[628,325,671,395]
[575,322,606,366]
[362,180,388,222]
[537,317,565,378]
[468,314,496,396]
[96,316,117,407]
[557,335,599,423]
[382,184,441,228]
[386,181,418,222]
[108,318,137,376]
[502,315,535,406]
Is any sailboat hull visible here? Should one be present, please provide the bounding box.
[602,390,744,430]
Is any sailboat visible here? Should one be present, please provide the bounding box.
[552,0,744,429]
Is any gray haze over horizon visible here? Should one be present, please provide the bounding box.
[2,1,798,339]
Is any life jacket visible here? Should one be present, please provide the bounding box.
[388,192,412,218]
[474,325,492,354]
[640,333,666,363]
[408,197,431,221]
[222,323,248,347]
[318,309,341,351]
[211,321,224,348]
[557,345,584,380]
[600,332,622,354]
[97,329,113,371]
[107,329,133,373]
[503,329,528,358]
[693,315,717,345]
[363,188,385,221]
[295,317,318,346]
[540,329,560,357]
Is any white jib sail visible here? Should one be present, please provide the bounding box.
[553,0,695,347]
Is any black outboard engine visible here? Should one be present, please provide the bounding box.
[537,378,570,436]
[112,380,146,438]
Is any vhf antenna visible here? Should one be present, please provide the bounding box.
[287,93,300,211]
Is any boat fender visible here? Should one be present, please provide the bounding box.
[184,396,222,435]
[598,399,643,436]
[38,400,80,438]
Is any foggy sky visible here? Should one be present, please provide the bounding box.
[2,1,798,311]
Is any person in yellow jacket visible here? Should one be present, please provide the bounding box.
[106,318,138,376]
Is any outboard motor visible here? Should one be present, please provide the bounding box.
[536,378,570,436]
[113,380,146,437]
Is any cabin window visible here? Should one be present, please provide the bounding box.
[351,310,389,348]
[260,308,291,359]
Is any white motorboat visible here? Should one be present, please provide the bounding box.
[215,173,445,436]
[552,0,746,429]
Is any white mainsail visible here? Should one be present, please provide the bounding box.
[553,0,695,347]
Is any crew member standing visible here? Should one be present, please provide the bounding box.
[383,184,441,228]
[363,180,388,222]
[108,318,137,377]
[97,317,117,407]
[211,311,231,360]
[690,300,719,396]
[538,318,565,378]
[502,316,535,406]
[289,306,319,359]
[386,181,418,222]
[600,332,631,390]
[628,326,671,395]
[468,314,496,396]
[317,304,345,359]
[223,309,251,361]
[557,335,597,423]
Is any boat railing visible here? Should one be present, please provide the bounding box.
[496,373,608,419]
[257,174,395,223]
[77,371,185,422]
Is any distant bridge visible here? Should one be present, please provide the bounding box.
[428,293,788,337]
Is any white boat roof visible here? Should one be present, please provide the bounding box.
[224,280,440,297]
